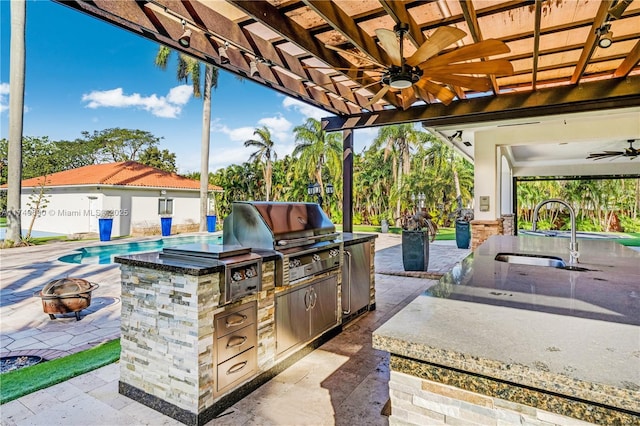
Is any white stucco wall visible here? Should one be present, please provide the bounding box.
[20,186,201,237]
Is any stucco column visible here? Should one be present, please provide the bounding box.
[471,133,504,250]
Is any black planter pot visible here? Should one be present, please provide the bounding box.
[455,220,471,249]
[402,230,429,271]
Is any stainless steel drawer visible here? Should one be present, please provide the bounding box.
[216,348,257,394]
[217,323,257,363]
[215,303,256,339]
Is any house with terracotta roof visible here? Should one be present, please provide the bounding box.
[6,161,222,238]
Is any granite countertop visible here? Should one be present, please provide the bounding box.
[373,235,640,412]
[115,244,280,275]
[339,232,378,246]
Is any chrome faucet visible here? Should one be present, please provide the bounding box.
[532,198,579,264]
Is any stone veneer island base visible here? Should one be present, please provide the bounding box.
[374,235,640,425]
[115,233,376,425]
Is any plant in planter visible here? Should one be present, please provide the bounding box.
[98,210,115,241]
[454,207,474,249]
[400,211,438,271]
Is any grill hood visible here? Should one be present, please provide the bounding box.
[223,202,337,250]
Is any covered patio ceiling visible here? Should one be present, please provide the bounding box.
[54,0,640,174]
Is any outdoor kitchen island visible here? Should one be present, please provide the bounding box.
[114,202,377,426]
[373,235,640,425]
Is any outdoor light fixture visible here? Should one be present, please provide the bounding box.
[249,59,259,77]
[325,183,334,196]
[596,24,613,48]
[411,193,426,209]
[307,182,333,207]
[178,20,191,48]
[449,130,463,143]
[218,42,230,65]
[608,0,633,19]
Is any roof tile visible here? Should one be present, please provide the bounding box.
[12,162,222,191]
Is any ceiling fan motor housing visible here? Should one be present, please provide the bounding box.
[383,65,423,89]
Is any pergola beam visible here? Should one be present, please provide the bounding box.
[322,75,640,131]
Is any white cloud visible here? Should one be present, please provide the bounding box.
[282,97,326,121]
[81,85,192,118]
[0,82,10,113]
[167,85,193,105]
[212,122,256,142]
[258,115,291,133]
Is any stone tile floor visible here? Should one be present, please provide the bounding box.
[1,233,470,426]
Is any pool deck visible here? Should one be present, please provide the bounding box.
[2,233,636,425]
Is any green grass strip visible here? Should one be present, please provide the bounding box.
[0,339,120,404]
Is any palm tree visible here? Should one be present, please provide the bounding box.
[6,0,26,244]
[371,124,421,226]
[292,118,342,202]
[244,126,277,201]
[155,46,218,231]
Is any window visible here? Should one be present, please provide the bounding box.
[158,198,174,215]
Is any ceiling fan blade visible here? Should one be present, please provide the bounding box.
[324,44,387,68]
[587,152,623,159]
[356,80,382,91]
[399,87,417,110]
[421,39,511,68]
[375,28,402,66]
[421,72,492,92]
[406,26,467,67]
[414,78,456,105]
[422,59,514,76]
[363,85,390,109]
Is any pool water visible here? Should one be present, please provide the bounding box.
[58,234,223,265]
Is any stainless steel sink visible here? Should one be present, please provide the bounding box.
[495,253,566,268]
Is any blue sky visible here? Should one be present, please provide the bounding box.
[0,1,379,174]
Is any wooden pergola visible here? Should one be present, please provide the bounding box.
[54,0,640,231]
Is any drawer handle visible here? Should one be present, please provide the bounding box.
[226,361,248,375]
[226,335,248,348]
[226,313,247,327]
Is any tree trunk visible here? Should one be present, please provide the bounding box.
[199,64,213,231]
[7,0,26,244]
[395,162,402,227]
[265,160,272,201]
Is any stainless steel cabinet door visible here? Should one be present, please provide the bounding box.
[310,275,338,337]
[275,285,308,356]
[342,242,371,316]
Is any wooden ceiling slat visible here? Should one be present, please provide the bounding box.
[459,0,499,94]
[532,0,542,91]
[613,39,640,77]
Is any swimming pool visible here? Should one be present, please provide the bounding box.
[58,234,223,265]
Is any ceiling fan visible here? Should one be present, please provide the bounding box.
[311,23,514,109]
[587,140,640,160]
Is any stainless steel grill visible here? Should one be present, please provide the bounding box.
[223,202,343,286]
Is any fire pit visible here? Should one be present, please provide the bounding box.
[1,355,43,373]
[34,278,99,321]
